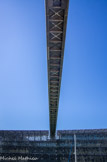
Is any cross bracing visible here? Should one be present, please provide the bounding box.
[45,0,69,138]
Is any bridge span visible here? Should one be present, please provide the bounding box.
[45,0,69,138]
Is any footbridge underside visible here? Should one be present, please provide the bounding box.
[46,0,69,137]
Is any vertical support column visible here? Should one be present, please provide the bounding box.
[74,134,77,162]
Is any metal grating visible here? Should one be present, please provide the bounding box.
[45,0,69,138]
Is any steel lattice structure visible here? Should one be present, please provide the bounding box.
[46,0,69,137]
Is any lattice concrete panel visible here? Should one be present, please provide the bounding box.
[0,129,107,161]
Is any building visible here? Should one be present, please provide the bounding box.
[0,129,107,161]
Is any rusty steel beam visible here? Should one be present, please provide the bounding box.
[45,0,69,138]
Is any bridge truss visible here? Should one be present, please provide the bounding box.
[45,0,69,137]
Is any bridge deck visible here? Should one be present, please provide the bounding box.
[45,0,69,137]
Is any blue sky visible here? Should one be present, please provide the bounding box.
[0,0,107,130]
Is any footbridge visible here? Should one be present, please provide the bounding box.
[46,0,69,138]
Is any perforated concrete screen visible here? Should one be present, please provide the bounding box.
[0,129,107,162]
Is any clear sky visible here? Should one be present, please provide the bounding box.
[0,0,107,130]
